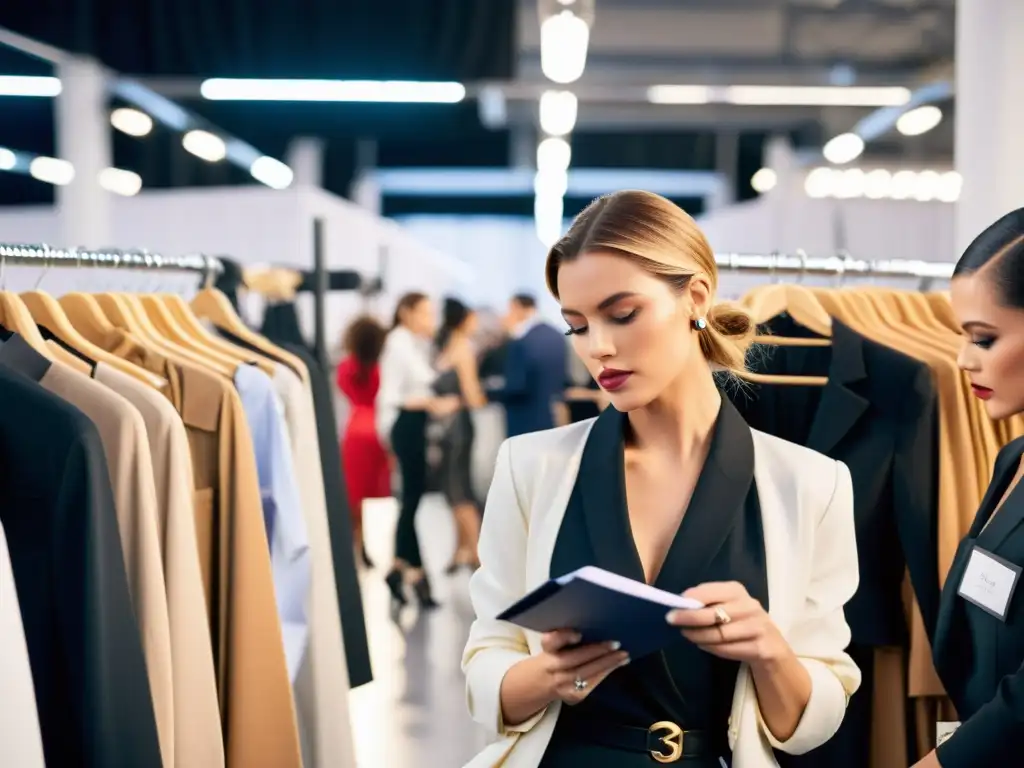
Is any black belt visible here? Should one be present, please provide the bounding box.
[559,717,714,763]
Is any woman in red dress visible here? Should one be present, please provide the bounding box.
[336,316,391,568]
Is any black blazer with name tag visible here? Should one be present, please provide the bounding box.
[933,435,1024,767]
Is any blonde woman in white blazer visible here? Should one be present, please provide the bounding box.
[461,191,861,768]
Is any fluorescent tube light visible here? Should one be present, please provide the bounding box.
[99,167,143,196]
[250,156,294,190]
[0,75,62,97]
[110,108,154,137]
[648,84,911,107]
[29,157,75,186]
[200,78,466,103]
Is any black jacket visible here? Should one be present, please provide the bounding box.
[933,435,1024,767]
[0,352,162,767]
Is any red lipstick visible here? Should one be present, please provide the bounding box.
[972,384,994,401]
[598,368,633,392]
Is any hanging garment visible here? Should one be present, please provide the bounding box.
[272,361,358,768]
[730,317,939,768]
[95,327,303,768]
[0,518,45,768]
[230,315,373,689]
[0,332,176,767]
[0,355,162,767]
[93,362,225,768]
[233,362,311,681]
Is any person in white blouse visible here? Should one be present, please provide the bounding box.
[377,292,461,608]
[461,190,861,767]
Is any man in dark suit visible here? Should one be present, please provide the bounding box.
[488,293,568,437]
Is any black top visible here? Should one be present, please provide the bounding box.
[0,335,162,767]
[933,435,1024,768]
[541,398,768,766]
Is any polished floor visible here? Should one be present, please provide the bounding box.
[349,495,492,768]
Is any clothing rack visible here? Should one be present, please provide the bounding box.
[0,244,224,286]
[715,252,954,289]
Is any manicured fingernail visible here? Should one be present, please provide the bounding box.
[666,610,679,624]
[570,632,582,643]
[619,655,631,667]
[607,641,621,651]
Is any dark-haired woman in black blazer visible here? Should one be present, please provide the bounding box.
[924,207,1024,767]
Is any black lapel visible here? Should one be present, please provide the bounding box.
[977,441,1024,552]
[653,397,755,596]
[0,331,52,383]
[578,406,647,582]
[806,319,870,456]
[935,440,1024,661]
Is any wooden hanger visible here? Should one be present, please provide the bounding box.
[93,293,234,378]
[244,267,303,303]
[191,287,308,381]
[738,370,828,387]
[155,293,278,376]
[21,290,164,388]
[137,294,245,372]
[745,284,833,338]
[0,290,91,371]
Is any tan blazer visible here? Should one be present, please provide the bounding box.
[41,361,176,768]
[0,519,45,767]
[462,418,861,768]
[273,364,357,768]
[95,362,225,768]
[103,329,303,768]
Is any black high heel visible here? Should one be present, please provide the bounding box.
[411,576,440,609]
[385,568,407,606]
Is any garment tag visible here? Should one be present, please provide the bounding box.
[957,546,1022,621]
[936,721,960,746]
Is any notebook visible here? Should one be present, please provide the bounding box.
[497,565,704,660]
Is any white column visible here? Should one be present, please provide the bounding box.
[285,138,324,188]
[55,56,112,248]
[955,0,1024,254]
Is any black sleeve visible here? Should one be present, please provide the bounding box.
[936,666,1024,767]
[57,431,162,767]
[486,340,529,404]
[891,362,941,640]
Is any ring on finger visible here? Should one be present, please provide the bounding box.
[574,677,588,692]
[714,606,732,625]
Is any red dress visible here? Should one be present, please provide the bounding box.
[336,357,392,526]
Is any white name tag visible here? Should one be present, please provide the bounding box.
[957,546,1022,621]
[936,721,960,746]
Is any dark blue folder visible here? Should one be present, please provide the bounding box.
[497,566,704,661]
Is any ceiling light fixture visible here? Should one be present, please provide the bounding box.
[647,84,910,108]
[182,130,227,162]
[0,148,16,172]
[539,90,578,137]
[896,105,943,137]
[29,156,75,186]
[0,75,62,98]
[99,167,143,197]
[540,10,591,85]
[200,78,466,103]
[823,133,865,165]
[250,156,294,190]
[537,137,572,172]
[110,107,154,137]
[750,168,777,193]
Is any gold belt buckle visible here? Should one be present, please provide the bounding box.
[648,720,684,763]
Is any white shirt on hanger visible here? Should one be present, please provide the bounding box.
[376,325,436,442]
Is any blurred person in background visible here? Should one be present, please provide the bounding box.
[377,292,460,609]
[487,293,568,437]
[336,316,391,568]
[434,298,485,572]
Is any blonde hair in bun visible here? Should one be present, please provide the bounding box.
[545,189,754,376]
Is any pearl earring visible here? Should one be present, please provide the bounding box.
[693,317,707,330]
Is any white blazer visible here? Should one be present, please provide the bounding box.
[461,416,861,768]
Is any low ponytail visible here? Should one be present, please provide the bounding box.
[698,301,755,375]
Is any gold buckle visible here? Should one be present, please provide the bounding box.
[648,721,684,763]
